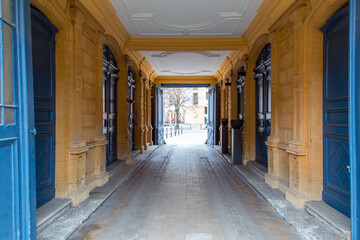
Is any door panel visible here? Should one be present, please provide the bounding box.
[254,44,271,167]
[322,5,350,217]
[154,85,164,146]
[103,46,119,165]
[31,8,57,207]
[207,85,216,147]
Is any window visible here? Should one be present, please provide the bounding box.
[193,92,198,105]
[206,92,208,100]
[204,107,207,114]
[1,0,16,126]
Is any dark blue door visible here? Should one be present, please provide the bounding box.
[254,44,271,167]
[322,4,350,217]
[103,46,119,165]
[31,8,57,208]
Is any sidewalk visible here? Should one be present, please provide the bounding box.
[37,146,158,240]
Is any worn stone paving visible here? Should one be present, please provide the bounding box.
[70,145,301,240]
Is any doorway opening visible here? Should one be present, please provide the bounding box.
[155,84,217,146]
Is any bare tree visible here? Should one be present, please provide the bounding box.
[163,88,192,125]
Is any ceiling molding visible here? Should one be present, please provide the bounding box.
[125,37,247,52]
[112,0,257,37]
[155,76,218,86]
[151,51,221,58]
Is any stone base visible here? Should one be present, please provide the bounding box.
[286,187,308,208]
[125,155,133,165]
[265,173,288,193]
[242,158,250,166]
[96,172,109,187]
[150,140,153,146]
[69,185,90,206]
[145,143,149,150]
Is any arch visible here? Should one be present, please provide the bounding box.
[30,1,75,199]
[243,34,272,162]
[102,35,130,160]
[127,60,141,151]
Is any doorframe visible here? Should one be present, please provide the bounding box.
[16,0,37,238]
[349,0,359,236]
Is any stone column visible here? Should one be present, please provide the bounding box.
[285,7,310,208]
[265,31,283,190]
[94,32,108,187]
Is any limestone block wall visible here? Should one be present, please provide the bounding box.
[216,0,349,209]
[30,0,155,206]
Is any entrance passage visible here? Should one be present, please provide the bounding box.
[31,7,57,207]
[70,145,300,239]
[254,44,271,168]
[103,46,119,165]
[159,86,211,145]
[322,4,350,217]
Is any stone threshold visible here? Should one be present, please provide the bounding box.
[305,201,350,239]
[214,149,339,240]
[37,145,158,240]
[106,159,126,177]
[247,160,268,179]
[36,198,72,232]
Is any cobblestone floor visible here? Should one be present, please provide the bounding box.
[70,145,301,240]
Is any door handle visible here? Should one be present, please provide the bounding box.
[347,166,350,173]
[30,128,37,136]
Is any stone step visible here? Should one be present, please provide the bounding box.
[36,198,72,232]
[305,201,350,240]
[247,160,268,179]
[106,159,126,177]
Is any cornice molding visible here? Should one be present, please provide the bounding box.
[155,76,217,86]
[79,0,130,51]
[214,49,247,82]
[125,37,247,52]
[127,51,158,82]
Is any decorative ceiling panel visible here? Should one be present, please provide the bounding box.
[142,51,231,76]
[110,0,263,37]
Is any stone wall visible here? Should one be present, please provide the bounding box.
[30,0,155,206]
[216,0,349,208]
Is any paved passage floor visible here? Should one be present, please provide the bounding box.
[70,145,301,240]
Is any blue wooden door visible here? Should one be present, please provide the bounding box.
[103,46,119,165]
[207,85,216,147]
[31,8,57,208]
[254,44,271,167]
[0,0,36,238]
[322,4,350,217]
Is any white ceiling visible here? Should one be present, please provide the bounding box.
[110,0,263,37]
[142,51,230,76]
[110,0,263,76]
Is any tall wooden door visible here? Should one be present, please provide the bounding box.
[154,85,164,146]
[254,44,271,168]
[103,46,119,166]
[128,67,135,150]
[0,0,36,237]
[207,85,217,147]
[322,4,350,217]
[31,7,57,207]
[237,67,246,120]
